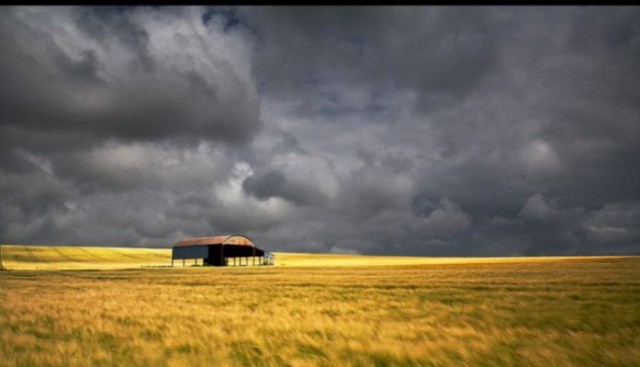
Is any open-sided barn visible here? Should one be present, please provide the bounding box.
[171,234,274,267]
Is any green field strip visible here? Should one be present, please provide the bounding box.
[74,247,110,261]
[1,245,171,268]
[50,247,82,263]
[106,248,164,261]
[22,246,39,262]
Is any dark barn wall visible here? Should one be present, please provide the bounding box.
[207,245,223,266]
[172,243,268,266]
[220,245,264,257]
[207,245,266,266]
[172,245,208,260]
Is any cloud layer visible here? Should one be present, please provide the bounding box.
[1,6,639,255]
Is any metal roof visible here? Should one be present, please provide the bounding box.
[173,234,255,248]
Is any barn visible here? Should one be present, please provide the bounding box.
[171,234,274,267]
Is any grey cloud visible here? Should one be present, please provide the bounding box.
[73,7,155,72]
[235,6,506,131]
[329,246,361,255]
[242,168,331,206]
[584,203,640,253]
[0,6,261,149]
[242,170,286,200]
[423,198,472,237]
[1,6,639,256]
[518,194,584,227]
[517,194,587,255]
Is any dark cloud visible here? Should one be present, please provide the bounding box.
[1,6,639,255]
[242,169,327,206]
[0,6,260,150]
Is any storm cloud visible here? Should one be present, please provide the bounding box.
[1,6,639,255]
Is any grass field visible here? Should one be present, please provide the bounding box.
[1,245,639,366]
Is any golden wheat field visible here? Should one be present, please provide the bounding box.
[0,245,639,367]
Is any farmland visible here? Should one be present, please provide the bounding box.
[1,245,639,366]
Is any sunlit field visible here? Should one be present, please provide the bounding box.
[1,245,639,366]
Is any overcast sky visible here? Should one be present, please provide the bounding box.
[1,6,639,255]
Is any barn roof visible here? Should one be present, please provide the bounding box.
[173,234,255,248]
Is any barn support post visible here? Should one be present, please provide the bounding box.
[183,259,185,267]
[220,244,224,267]
[253,256,255,266]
